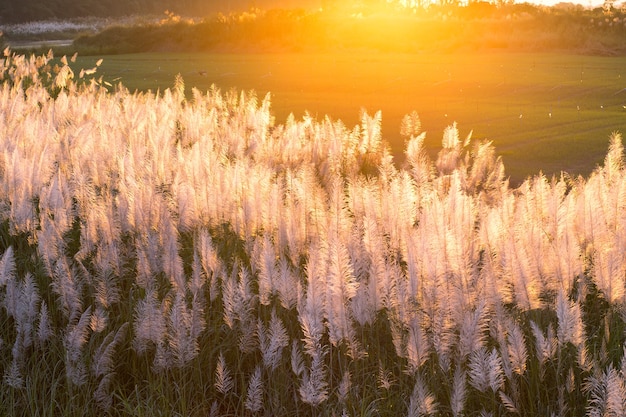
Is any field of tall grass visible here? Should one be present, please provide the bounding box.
[2,49,626,416]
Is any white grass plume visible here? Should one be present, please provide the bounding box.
[133,288,166,355]
[407,373,438,417]
[556,290,584,347]
[258,309,289,372]
[325,234,358,347]
[245,365,264,413]
[0,246,15,287]
[52,257,82,320]
[458,300,488,360]
[584,366,626,417]
[337,370,351,404]
[275,256,299,310]
[92,322,129,378]
[298,346,329,406]
[406,315,429,373]
[167,291,199,368]
[64,306,92,386]
[468,347,504,393]
[450,367,466,417]
[215,352,234,395]
[255,235,277,306]
[506,319,528,375]
[530,320,557,367]
[37,300,53,344]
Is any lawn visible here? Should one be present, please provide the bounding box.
[75,51,626,184]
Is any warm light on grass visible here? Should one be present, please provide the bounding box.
[1,49,626,416]
[76,51,626,184]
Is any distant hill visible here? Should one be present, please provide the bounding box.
[0,0,323,23]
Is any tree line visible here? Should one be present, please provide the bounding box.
[0,0,325,23]
[1,0,525,24]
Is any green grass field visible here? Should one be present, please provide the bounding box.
[75,51,626,184]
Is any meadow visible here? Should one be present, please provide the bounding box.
[2,48,626,416]
[70,51,626,185]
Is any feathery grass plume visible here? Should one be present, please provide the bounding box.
[4,358,24,389]
[188,248,207,302]
[237,265,258,354]
[407,373,438,417]
[190,284,206,343]
[299,243,327,357]
[463,140,506,201]
[94,373,115,410]
[245,365,264,414]
[7,155,38,235]
[5,272,40,353]
[134,245,153,291]
[298,345,329,406]
[499,391,519,415]
[326,234,358,346]
[94,268,120,310]
[378,362,395,390]
[37,217,65,277]
[175,179,197,232]
[501,226,541,311]
[90,306,107,333]
[162,224,186,292]
[591,243,626,304]
[275,256,299,310]
[133,288,166,355]
[338,370,351,404]
[351,277,374,327]
[168,290,199,368]
[506,319,528,375]
[255,235,277,306]
[37,300,53,344]
[578,343,594,373]
[362,213,391,314]
[259,309,289,372]
[436,123,469,175]
[406,314,429,373]
[400,111,422,139]
[450,367,467,417]
[291,341,305,378]
[556,290,584,347]
[468,347,504,393]
[52,257,82,321]
[64,306,92,386]
[190,249,205,299]
[458,300,488,360]
[39,168,72,233]
[92,322,128,378]
[428,301,456,373]
[222,268,237,330]
[0,245,15,287]
[54,60,74,89]
[358,109,382,156]
[215,352,234,395]
[153,339,174,372]
[584,366,626,417]
[198,228,219,277]
[530,320,557,367]
[602,132,624,182]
